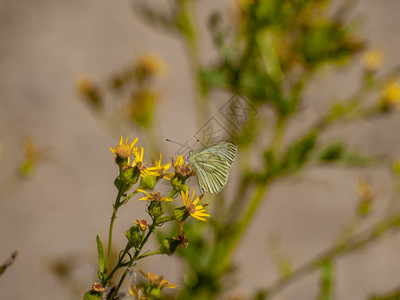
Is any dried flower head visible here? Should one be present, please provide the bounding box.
[137,189,173,202]
[173,222,189,248]
[135,219,149,231]
[91,282,105,293]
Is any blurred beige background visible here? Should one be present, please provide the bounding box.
[1,0,400,299]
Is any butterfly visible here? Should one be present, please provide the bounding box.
[189,141,237,194]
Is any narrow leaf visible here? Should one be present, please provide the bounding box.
[96,235,105,275]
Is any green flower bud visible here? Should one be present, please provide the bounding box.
[83,291,103,300]
[139,175,157,190]
[169,176,188,199]
[159,238,181,256]
[148,201,165,220]
[125,226,143,249]
[173,206,190,223]
[114,166,140,193]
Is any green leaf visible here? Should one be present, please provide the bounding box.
[281,131,317,173]
[318,142,374,166]
[96,236,105,276]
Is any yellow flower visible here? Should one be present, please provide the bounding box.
[139,269,177,289]
[137,189,173,202]
[135,219,149,230]
[131,147,158,178]
[381,80,400,108]
[148,153,173,180]
[363,50,384,72]
[110,136,138,160]
[173,155,193,177]
[181,189,210,221]
[135,53,166,77]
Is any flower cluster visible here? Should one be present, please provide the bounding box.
[84,136,210,300]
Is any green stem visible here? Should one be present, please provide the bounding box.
[271,116,285,159]
[103,243,130,284]
[105,190,124,273]
[137,249,162,260]
[109,224,156,299]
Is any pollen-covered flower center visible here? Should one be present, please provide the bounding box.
[150,192,162,201]
[176,164,193,177]
[113,144,135,158]
[187,203,196,214]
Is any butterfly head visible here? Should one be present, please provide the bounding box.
[187,150,194,162]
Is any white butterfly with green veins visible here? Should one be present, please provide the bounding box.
[189,141,237,194]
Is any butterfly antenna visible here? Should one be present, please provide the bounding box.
[166,139,192,151]
[193,139,200,150]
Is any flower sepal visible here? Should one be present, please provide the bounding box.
[173,206,190,223]
[159,237,181,256]
[138,175,157,190]
[148,201,166,220]
[114,166,140,193]
[125,225,144,249]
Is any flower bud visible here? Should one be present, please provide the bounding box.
[138,175,157,190]
[114,166,140,193]
[173,206,190,223]
[148,201,165,220]
[159,238,181,256]
[169,176,189,198]
[125,225,144,249]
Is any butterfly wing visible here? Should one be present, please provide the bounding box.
[200,141,237,166]
[190,142,237,194]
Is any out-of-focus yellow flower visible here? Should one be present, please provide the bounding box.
[76,75,101,108]
[139,269,177,289]
[21,137,43,163]
[19,137,45,176]
[135,219,149,230]
[181,189,210,222]
[137,189,173,202]
[363,50,384,72]
[110,136,138,161]
[128,284,146,299]
[77,75,93,94]
[135,53,166,78]
[358,178,373,203]
[380,80,400,109]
